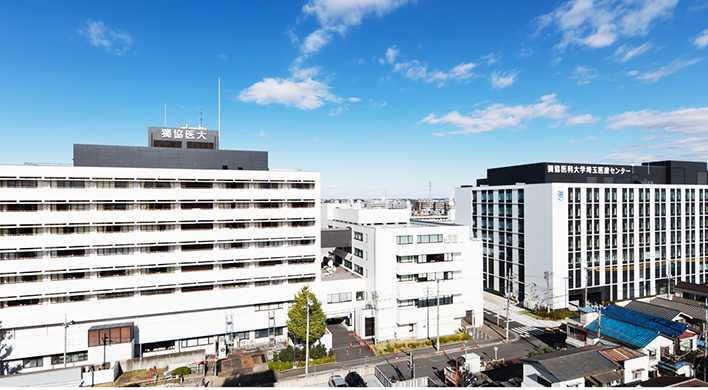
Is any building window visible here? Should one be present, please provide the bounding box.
[51,351,88,365]
[397,299,415,307]
[396,235,413,245]
[256,302,283,311]
[22,357,43,368]
[354,248,364,258]
[354,265,364,275]
[327,292,352,303]
[141,181,174,189]
[356,291,365,301]
[180,336,214,348]
[417,234,443,244]
[397,255,416,263]
[354,232,364,241]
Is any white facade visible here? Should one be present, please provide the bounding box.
[0,164,319,373]
[457,183,708,310]
[322,204,483,344]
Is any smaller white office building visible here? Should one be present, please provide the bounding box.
[321,203,483,344]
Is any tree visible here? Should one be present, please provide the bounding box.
[286,286,326,348]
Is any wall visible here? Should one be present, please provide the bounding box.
[119,349,206,372]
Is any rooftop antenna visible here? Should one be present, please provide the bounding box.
[218,78,221,141]
[198,107,204,128]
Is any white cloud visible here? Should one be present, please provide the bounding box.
[490,70,519,89]
[255,131,268,137]
[291,65,320,80]
[300,0,409,55]
[634,56,703,83]
[217,53,228,61]
[604,106,708,161]
[569,136,598,142]
[626,70,638,76]
[692,29,708,49]
[238,78,338,110]
[329,107,344,116]
[551,57,563,66]
[536,0,678,51]
[77,19,132,56]
[518,47,535,58]
[611,42,652,62]
[422,94,589,136]
[480,53,498,65]
[570,66,598,85]
[383,47,476,87]
[566,113,599,125]
[348,97,361,102]
[385,46,399,64]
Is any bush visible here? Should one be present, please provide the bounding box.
[424,340,433,346]
[268,361,293,372]
[278,346,294,362]
[440,336,450,344]
[384,343,395,353]
[171,367,190,376]
[526,346,555,357]
[312,356,336,365]
[531,310,577,320]
[293,347,305,362]
[407,342,418,348]
[311,344,328,359]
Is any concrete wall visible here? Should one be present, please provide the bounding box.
[119,349,206,372]
[82,362,121,386]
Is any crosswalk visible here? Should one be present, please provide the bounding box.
[511,326,546,338]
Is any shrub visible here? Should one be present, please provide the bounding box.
[268,361,293,372]
[440,336,450,344]
[424,340,433,346]
[293,347,304,362]
[312,356,336,365]
[278,346,294,362]
[407,342,418,348]
[384,343,395,353]
[311,344,328,359]
[171,367,190,376]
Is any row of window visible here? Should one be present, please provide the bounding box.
[0,237,316,260]
[0,179,315,190]
[0,257,316,284]
[0,276,317,309]
[395,234,444,245]
[397,294,454,308]
[472,189,524,203]
[395,253,456,263]
[0,200,315,212]
[397,271,454,282]
[0,220,315,236]
[569,187,701,203]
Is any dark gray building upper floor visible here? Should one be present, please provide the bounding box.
[73,126,268,171]
[474,160,708,186]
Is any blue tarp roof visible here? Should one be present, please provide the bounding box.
[587,316,663,348]
[602,305,689,338]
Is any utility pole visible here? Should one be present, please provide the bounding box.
[704,297,707,381]
[505,273,514,341]
[63,315,75,368]
[305,297,312,374]
[596,304,603,345]
[584,267,589,307]
[436,277,441,353]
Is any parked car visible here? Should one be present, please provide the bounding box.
[345,371,367,387]
[329,375,347,387]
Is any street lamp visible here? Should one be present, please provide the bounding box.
[494,346,498,361]
[63,315,75,368]
[305,297,312,374]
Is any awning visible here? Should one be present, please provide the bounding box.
[587,371,622,386]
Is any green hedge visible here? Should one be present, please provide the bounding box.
[268,361,293,372]
[171,367,190,376]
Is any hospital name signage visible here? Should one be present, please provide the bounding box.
[547,164,629,175]
[160,128,207,140]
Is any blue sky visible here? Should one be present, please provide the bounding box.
[2,0,708,199]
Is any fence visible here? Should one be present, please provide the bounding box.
[273,366,376,387]
[374,366,437,387]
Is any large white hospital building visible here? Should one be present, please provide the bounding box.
[456,161,708,310]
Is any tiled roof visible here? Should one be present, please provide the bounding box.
[650,297,704,320]
[676,281,708,295]
[596,346,644,362]
[586,316,663,348]
[523,349,619,382]
[625,300,682,321]
[602,305,689,338]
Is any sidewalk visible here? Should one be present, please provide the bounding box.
[483,291,562,328]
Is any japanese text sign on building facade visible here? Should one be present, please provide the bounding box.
[546,164,628,175]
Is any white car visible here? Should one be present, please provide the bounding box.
[329,375,347,387]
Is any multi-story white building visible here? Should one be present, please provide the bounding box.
[321,203,483,343]
[0,127,320,374]
[456,161,708,310]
